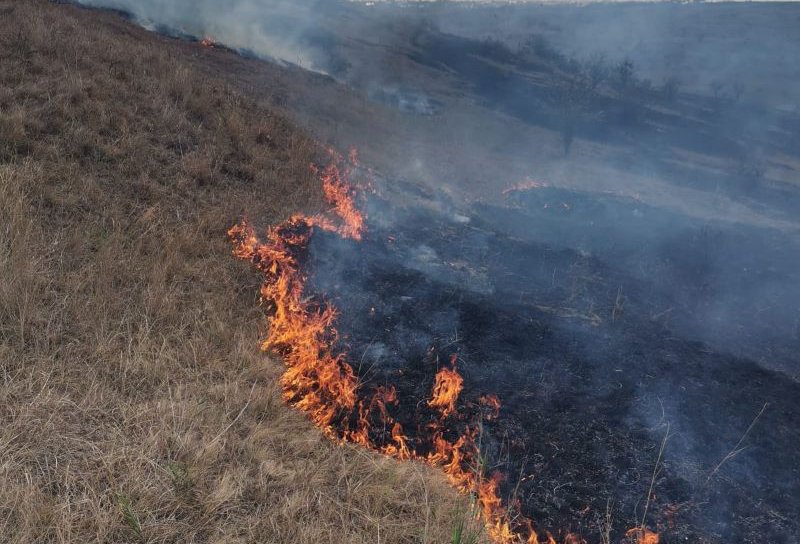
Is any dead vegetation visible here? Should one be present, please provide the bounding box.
[0,1,468,542]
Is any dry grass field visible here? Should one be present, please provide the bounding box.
[0,1,470,542]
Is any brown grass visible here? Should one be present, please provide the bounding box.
[0,1,469,542]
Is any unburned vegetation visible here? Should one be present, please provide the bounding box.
[0,2,469,542]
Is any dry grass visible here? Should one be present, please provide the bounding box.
[0,2,468,542]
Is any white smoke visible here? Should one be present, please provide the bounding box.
[75,0,324,69]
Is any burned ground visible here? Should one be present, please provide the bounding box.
[304,181,800,543]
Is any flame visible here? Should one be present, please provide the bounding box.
[502,177,548,196]
[479,393,502,420]
[625,528,660,544]
[200,37,215,47]
[230,148,656,544]
[428,354,464,418]
[309,148,365,240]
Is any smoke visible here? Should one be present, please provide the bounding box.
[74,0,338,71]
[429,2,800,105]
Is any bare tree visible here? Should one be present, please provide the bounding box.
[661,76,680,102]
[553,74,593,155]
[584,53,609,91]
[614,59,641,125]
[616,58,635,90]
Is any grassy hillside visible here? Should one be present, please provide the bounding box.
[0,2,467,542]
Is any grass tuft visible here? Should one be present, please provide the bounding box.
[116,494,144,541]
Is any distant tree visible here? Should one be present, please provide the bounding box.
[584,53,609,91]
[614,59,641,125]
[523,35,564,66]
[661,76,680,102]
[616,58,635,90]
[733,154,766,192]
[553,74,593,155]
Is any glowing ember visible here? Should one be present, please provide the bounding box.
[626,527,660,544]
[479,393,502,420]
[230,148,660,544]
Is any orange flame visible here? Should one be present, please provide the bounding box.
[200,37,215,47]
[428,354,464,418]
[309,148,365,240]
[626,528,660,544]
[230,149,655,544]
[479,393,502,420]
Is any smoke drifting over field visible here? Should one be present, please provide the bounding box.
[71,0,800,542]
[74,0,332,69]
[74,0,800,106]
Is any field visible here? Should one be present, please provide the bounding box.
[3,1,799,543]
[0,2,470,543]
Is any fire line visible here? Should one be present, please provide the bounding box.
[228,148,658,544]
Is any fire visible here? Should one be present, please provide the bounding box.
[230,148,660,544]
[428,354,464,418]
[625,528,660,544]
[309,149,365,240]
[479,393,502,420]
[200,37,215,47]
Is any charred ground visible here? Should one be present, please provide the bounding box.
[305,180,800,542]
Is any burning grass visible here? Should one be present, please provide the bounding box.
[0,2,470,542]
[227,152,524,540]
[228,152,660,544]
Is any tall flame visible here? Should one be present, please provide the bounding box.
[308,148,365,240]
[428,354,464,418]
[229,148,659,544]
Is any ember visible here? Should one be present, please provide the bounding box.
[625,528,660,544]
